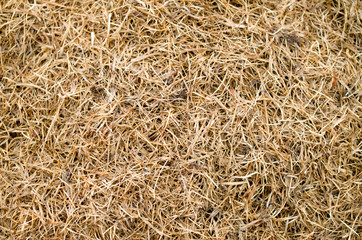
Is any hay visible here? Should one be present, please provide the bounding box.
[0,0,361,239]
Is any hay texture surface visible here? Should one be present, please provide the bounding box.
[1,0,361,239]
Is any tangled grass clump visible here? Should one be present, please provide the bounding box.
[0,0,361,239]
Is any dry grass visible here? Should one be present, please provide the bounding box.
[0,0,361,239]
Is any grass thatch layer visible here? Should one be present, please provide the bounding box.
[0,0,361,239]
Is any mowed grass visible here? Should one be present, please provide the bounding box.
[0,0,361,239]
